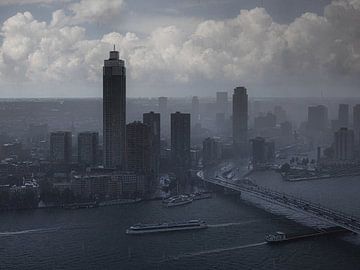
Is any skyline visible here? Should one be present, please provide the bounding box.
[0,0,359,98]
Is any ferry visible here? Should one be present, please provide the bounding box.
[62,202,98,210]
[162,195,188,204]
[126,220,207,235]
[265,227,349,243]
[166,196,193,207]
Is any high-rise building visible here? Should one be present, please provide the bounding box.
[50,131,72,164]
[250,137,275,166]
[232,86,248,153]
[353,104,360,141]
[143,111,160,178]
[334,128,354,161]
[202,137,222,166]
[191,96,200,125]
[78,132,99,166]
[158,96,168,136]
[103,48,126,169]
[126,121,153,174]
[158,97,168,115]
[171,112,191,169]
[216,92,228,115]
[307,105,328,131]
[338,104,349,128]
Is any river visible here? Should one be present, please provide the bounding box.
[1,192,360,269]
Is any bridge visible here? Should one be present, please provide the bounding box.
[198,170,360,234]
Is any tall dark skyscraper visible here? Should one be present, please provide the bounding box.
[143,111,160,179]
[338,104,349,128]
[232,86,248,153]
[78,132,99,166]
[171,112,191,169]
[126,122,153,174]
[50,131,72,164]
[158,96,168,136]
[103,48,126,169]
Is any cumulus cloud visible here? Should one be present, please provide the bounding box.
[0,0,360,96]
[68,0,125,24]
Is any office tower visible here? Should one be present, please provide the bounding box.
[143,111,160,179]
[307,105,328,131]
[50,131,72,164]
[338,104,349,128]
[191,96,200,125]
[232,86,248,152]
[126,122,153,174]
[251,137,275,166]
[158,96,168,136]
[353,104,360,141]
[158,96,168,115]
[78,132,99,166]
[202,137,222,166]
[216,92,228,115]
[334,128,354,161]
[171,112,191,169]
[103,48,126,169]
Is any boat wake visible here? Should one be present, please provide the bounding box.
[208,220,258,228]
[0,227,62,236]
[164,242,267,261]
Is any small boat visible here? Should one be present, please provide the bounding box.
[126,220,207,235]
[166,196,193,207]
[265,227,349,243]
[191,192,212,201]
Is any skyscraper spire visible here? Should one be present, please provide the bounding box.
[113,44,116,51]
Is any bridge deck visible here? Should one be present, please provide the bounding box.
[199,171,360,234]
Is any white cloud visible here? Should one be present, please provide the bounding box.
[68,0,125,24]
[0,0,360,97]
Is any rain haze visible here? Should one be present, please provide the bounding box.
[1,1,360,270]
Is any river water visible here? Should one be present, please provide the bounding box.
[1,191,360,269]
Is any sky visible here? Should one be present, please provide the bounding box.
[0,0,359,98]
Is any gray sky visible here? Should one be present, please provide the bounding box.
[0,0,359,98]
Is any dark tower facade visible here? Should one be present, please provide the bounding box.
[126,122,153,174]
[143,111,160,179]
[50,131,72,164]
[171,112,191,169]
[78,132,99,166]
[232,86,248,154]
[103,48,126,169]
